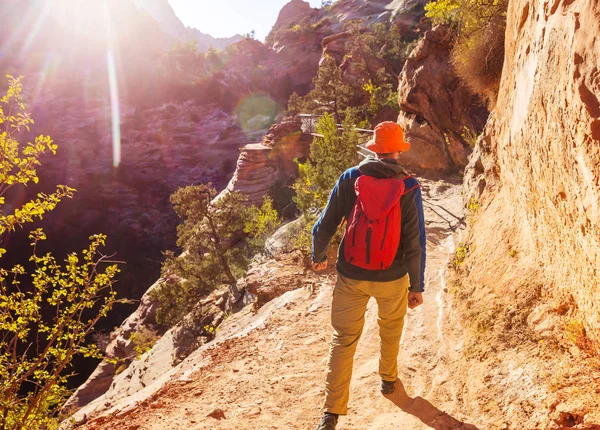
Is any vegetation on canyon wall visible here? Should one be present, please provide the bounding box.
[0,78,125,429]
[425,0,508,105]
[288,21,417,123]
[151,185,280,327]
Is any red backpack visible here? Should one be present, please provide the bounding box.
[343,175,418,270]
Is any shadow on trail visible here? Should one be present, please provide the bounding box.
[384,379,480,430]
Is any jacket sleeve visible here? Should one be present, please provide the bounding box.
[312,177,346,263]
[401,180,426,292]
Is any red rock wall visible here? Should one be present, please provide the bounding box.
[470,0,600,339]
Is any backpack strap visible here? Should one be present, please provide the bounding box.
[394,175,420,194]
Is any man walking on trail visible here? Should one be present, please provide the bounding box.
[312,122,426,430]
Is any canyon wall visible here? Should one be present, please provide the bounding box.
[465,0,600,339]
[397,26,489,172]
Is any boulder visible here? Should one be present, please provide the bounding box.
[272,0,315,31]
[265,217,309,256]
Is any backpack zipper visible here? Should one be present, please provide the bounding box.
[380,214,389,250]
[366,226,372,265]
[352,213,362,246]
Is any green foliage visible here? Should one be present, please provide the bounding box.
[461,125,480,148]
[129,327,159,360]
[244,197,282,253]
[371,22,419,70]
[468,197,480,212]
[0,77,124,428]
[290,215,317,264]
[0,76,76,258]
[454,242,469,266]
[151,185,250,326]
[425,0,508,104]
[362,77,399,118]
[563,318,600,359]
[152,186,280,327]
[287,55,353,121]
[288,22,414,122]
[293,113,360,214]
[425,0,504,35]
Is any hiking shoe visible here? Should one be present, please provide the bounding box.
[314,413,338,430]
[381,379,395,395]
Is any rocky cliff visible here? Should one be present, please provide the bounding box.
[465,0,600,345]
[397,26,488,172]
[454,0,600,426]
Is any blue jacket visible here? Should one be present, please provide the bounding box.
[312,157,426,292]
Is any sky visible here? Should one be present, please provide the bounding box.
[169,0,324,41]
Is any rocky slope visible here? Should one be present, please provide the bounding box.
[65,177,470,430]
[51,0,600,427]
[53,0,480,409]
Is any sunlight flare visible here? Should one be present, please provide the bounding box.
[107,51,121,168]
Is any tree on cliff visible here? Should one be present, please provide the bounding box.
[293,113,360,214]
[425,0,508,104]
[152,186,280,326]
[287,55,353,122]
[0,76,125,428]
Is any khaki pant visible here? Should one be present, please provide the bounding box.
[323,273,409,415]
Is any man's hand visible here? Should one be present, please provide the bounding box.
[312,260,328,272]
[408,292,423,309]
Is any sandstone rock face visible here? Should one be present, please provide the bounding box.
[62,281,161,413]
[464,0,600,341]
[397,26,488,172]
[263,116,310,177]
[225,144,277,206]
[273,0,315,30]
[222,117,310,206]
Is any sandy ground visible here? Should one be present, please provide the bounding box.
[81,177,484,430]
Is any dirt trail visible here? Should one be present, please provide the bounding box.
[82,177,482,430]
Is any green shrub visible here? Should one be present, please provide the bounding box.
[152,187,281,327]
[291,215,317,264]
[0,76,124,428]
[454,242,469,266]
[286,55,353,121]
[244,197,282,253]
[151,185,250,326]
[293,113,361,214]
[425,0,508,105]
[129,327,159,359]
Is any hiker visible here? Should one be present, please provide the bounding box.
[312,121,426,430]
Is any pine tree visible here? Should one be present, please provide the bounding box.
[293,113,360,214]
[152,186,279,326]
[287,55,353,122]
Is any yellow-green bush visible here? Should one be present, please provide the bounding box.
[425,0,508,105]
[0,76,124,429]
[129,327,159,359]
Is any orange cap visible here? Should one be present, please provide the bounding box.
[365,122,410,154]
